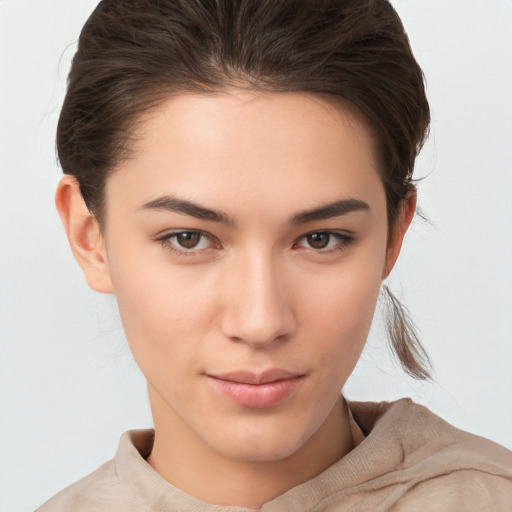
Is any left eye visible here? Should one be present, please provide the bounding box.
[296,232,351,251]
[158,231,213,251]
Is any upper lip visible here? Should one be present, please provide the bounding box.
[210,369,304,385]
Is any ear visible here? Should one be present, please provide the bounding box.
[382,189,417,280]
[55,175,114,294]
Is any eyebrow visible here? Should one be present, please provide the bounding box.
[140,195,236,226]
[140,195,369,226]
[290,198,370,225]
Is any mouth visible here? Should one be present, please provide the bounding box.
[207,369,306,409]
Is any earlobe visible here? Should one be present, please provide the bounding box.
[382,190,417,280]
[55,175,114,294]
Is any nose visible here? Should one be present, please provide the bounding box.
[219,250,297,348]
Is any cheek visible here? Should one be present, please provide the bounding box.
[298,251,385,374]
[319,283,379,351]
[106,243,219,377]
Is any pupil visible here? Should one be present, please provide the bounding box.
[177,232,200,249]
[308,233,329,249]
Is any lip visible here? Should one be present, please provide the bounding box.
[207,369,305,409]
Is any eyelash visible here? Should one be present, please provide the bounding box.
[156,230,218,257]
[293,231,355,254]
[155,230,355,256]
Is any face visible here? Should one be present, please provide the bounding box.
[98,91,393,461]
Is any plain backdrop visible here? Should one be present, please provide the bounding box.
[1,1,511,511]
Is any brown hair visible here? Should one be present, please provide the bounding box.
[57,0,432,379]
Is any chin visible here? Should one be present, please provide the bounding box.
[200,415,316,463]
[217,436,305,463]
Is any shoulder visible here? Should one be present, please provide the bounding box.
[349,398,512,509]
[350,398,512,472]
[394,469,512,511]
[36,458,147,512]
[36,430,154,512]
[36,460,130,512]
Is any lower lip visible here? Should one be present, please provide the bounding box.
[208,376,304,409]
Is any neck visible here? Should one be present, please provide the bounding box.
[146,390,358,508]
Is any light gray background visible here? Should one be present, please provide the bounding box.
[1,1,511,511]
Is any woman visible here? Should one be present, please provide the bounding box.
[33,0,511,510]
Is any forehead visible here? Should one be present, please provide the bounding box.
[106,91,385,220]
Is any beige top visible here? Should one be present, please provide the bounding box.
[37,398,512,511]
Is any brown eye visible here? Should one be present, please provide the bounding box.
[156,230,217,254]
[176,231,202,249]
[295,231,354,253]
[306,232,330,249]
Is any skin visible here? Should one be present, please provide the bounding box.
[56,91,415,507]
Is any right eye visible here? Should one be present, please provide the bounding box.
[156,230,216,254]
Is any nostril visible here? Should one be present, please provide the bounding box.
[222,307,297,348]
